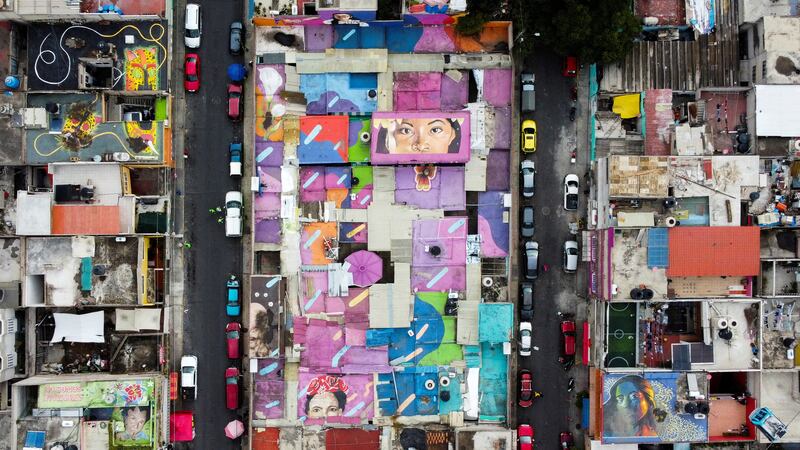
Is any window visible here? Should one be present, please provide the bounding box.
[752,65,756,82]
[0,318,3,335]
[5,353,15,369]
[762,61,767,79]
[6,318,16,334]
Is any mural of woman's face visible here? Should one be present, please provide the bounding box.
[614,381,650,422]
[307,392,342,418]
[392,119,455,154]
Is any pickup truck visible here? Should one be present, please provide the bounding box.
[180,355,198,400]
[225,191,243,237]
[229,142,242,177]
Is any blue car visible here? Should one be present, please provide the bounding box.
[226,275,240,316]
[750,407,787,441]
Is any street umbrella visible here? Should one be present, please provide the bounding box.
[345,250,383,287]
[224,419,245,439]
[227,63,247,82]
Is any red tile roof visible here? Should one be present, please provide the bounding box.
[252,428,280,450]
[667,227,760,277]
[52,205,120,235]
[325,428,380,449]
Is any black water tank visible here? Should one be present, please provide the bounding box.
[630,288,643,299]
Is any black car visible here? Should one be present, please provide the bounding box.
[521,206,535,238]
[524,241,539,280]
[229,21,244,55]
[520,283,533,321]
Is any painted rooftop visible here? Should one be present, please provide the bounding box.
[247,16,514,429]
[666,226,760,277]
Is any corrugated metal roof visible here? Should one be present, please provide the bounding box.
[666,226,760,276]
[51,205,120,235]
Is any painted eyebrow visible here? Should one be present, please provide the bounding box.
[400,121,414,126]
[427,120,445,126]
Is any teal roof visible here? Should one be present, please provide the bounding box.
[478,303,513,343]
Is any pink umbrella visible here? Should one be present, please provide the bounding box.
[345,250,383,287]
[224,419,244,439]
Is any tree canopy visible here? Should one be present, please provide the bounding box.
[515,0,642,64]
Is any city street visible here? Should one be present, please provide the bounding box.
[174,0,245,447]
[516,48,588,449]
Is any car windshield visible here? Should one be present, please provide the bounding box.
[567,248,578,255]
[226,377,237,384]
[524,127,535,134]
[226,200,240,209]
[521,329,531,338]
[181,366,194,373]
[186,74,198,81]
[185,29,200,38]
[229,91,241,98]
[227,330,240,339]
[520,437,532,444]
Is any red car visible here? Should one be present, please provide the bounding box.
[225,322,241,359]
[184,53,200,92]
[518,424,534,450]
[559,320,577,366]
[225,367,240,410]
[518,369,533,408]
[227,83,242,121]
[563,56,578,77]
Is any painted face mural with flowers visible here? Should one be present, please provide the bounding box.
[304,375,349,419]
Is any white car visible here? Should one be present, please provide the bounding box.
[180,355,198,399]
[225,191,243,237]
[521,160,535,198]
[564,174,579,211]
[184,4,202,48]
[519,322,532,356]
[563,240,578,272]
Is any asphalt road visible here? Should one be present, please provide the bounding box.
[175,0,245,446]
[516,48,585,448]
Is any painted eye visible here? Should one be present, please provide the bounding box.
[399,126,414,136]
[430,126,443,134]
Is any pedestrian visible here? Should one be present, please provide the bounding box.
[217,217,224,223]
[176,189,182,196]
[215,206,222,213]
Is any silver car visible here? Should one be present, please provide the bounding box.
[521,160,535,198]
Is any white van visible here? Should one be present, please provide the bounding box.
[184,4,202,48]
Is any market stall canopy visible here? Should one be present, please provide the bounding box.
[225,419,245,439]
[612,94,641,119]
[51,311,104,343]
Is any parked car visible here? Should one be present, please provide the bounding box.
[520,283,533,321]
[560,432,575,449]
[563,56,577,77]
[225,322,241,359]
[563,240,578,272]
[229,142,242,176]
[227,83,243,121]
[559,320,577,365]
[226,275,240,316]
[184,3,202,48]
[519,322,532,356]
[180,355,198,400]
[521,119,537,153]
[521,160,535,198]
[518,424,534,450]
[518,369,534,408]
[524,241,539,281]
[521,206,535,238]
[521,73,535,112]
[225,367,240,410]
[184,53,200,92]
[564,174,579,211]
[225,191,243,237]
[229,21,244,55]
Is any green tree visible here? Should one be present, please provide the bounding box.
[518,0,641,64]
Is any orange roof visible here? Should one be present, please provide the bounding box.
[52,205,120,235]
[667,227,760,277]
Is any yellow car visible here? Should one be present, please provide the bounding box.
[521,119,537,153]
